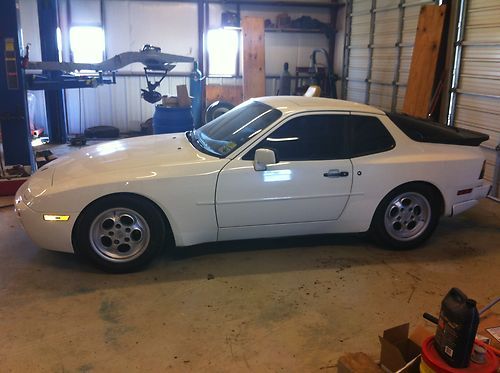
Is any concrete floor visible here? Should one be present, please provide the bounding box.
[0,199,498,372]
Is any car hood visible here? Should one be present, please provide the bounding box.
[51,133,217,184]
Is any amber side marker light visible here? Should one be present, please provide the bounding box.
[43,215,70,221]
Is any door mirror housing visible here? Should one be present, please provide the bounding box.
[254,148,276,171]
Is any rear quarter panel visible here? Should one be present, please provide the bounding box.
[341,114,486,232]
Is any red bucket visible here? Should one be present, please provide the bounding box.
[420,336,498,373]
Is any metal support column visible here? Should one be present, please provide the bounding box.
[365,0,377,105]
[0,0,35,168]
[391,0,405,112]
[37,0,67,143]
[341,0,353,100]
[329,0,338,98]
[197,0,207,123]
[446,0,467,126]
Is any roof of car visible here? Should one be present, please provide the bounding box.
[255,96,385,115]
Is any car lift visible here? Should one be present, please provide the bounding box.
[0,0,35,169]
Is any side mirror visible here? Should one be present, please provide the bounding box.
[254,148,276,171]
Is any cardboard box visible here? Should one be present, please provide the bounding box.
[478,308,500,350]
[176,85,192,108]
[379,323,422,373]
[162,96,179,108]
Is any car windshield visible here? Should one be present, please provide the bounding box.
[188,101,282,157]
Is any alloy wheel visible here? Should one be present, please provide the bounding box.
[89,207,151,262]
[383,192,431,241]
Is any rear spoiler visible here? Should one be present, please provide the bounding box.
[386,113,489,147]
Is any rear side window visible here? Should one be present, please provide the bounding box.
[242,114,347,161]
[347,116,395,158]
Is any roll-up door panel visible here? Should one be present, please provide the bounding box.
[452,0,500,196]
[371,49,397,82]
[347,81,368,103]
[343,0,433,112]
[396,87,406,112]
[369,83,392,110]
[373,9,399,46]
[352,0,372,13]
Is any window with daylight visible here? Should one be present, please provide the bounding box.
[69,26,105,63]
[207,29,239,76]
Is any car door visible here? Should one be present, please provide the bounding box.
[215,113,353,228]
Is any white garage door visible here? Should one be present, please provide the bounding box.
[342,0,434,112]
[450,0,500,197]
[344,0,499,197]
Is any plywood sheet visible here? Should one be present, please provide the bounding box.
[206,85,243,106]
[402,5,447,118]
[242,17,265,100]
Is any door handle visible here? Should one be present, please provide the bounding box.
[323,169,349,178]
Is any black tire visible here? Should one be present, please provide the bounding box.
[369,183,441,250]
[205,101,235,123]
[84,125,120,139]
[73,194,168,272]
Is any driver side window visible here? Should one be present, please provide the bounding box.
[242,114,348,161]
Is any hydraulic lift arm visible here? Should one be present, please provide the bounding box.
[24,44,195,103]
[27,47,194,72]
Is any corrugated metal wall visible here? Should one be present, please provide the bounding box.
[451,0,500,196]
[19,0,331,136]
[64,75,189,134]
[342,0,434,111]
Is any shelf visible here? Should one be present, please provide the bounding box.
[209,1,344,9]
[265,27,324,34]
[223,26,326,34]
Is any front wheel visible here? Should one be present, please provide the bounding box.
[73,195,168,272]
[370,184,441,249]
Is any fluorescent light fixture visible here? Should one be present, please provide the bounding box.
[43,214,70,221]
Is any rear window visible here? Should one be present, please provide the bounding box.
[347,115,395,158]
[386,112,437,142]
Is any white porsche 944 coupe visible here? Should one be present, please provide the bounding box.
[15,97,491,271]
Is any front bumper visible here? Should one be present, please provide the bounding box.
[15,193,75,253]
[451,182,492,216]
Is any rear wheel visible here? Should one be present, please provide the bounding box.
[74,195,167,272]
[370,184,440,249]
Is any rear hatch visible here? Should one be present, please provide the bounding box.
[386,112,489,146]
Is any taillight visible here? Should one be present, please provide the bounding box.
[479,160,486,179]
